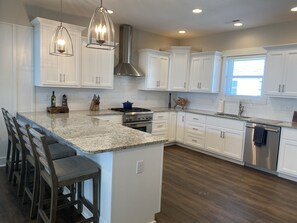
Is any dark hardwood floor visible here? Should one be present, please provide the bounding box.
[0,167,84,222]
[2,145,297,222]
[155,145,297,223]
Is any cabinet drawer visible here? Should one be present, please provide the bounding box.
[185,133,205,148]
[153,112,169,121]
[206,116,244,131]
[186,113,206,124]
[281,127,297,141]
[152,130,168,139]
[153,121,167,132]
[185,123,205,137]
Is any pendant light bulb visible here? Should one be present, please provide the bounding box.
[86,0,116,50]
[49,0,74,57]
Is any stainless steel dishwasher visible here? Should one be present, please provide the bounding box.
[243,120,281,174]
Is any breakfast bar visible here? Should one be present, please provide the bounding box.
[18,111,166,223]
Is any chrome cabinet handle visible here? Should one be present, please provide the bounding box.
[157,125,163,128]
[220,131,222,138]
[193,118,199,121]
[182,116,184,122]
[278,84,281,92]
[197,82,199,89]
[192,128,198,131]
[184,82,186,88]
[222,132,225,138]
[60,74,62,82]
[63,74,65,82]
[192,139,198,143]
[282,84,285,92]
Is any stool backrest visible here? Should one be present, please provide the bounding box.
[28,128,57,182]
[14,119,36,159]
[6,112,20,147]
[1,108,11,137]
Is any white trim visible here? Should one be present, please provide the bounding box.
[222,47,267,57]
[0,156,6,166]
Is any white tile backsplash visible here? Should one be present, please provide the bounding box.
[35,76,175,111]
[177,92,297,122]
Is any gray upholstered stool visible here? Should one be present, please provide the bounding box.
[28,128,100,223]
[15,119,77,219]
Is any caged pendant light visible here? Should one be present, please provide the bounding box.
[49,0,73,57]
[86,0,116,50]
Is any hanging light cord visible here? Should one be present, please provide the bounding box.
[60,0,63,26]
[100,0,103,8]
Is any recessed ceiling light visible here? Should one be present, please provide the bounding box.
[291,7,297,12]
[178,30,186,34]
[234,22,243,27]
[107,9,114,14]
[192,8,202,14]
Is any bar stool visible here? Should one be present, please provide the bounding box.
[14,119,77,219]
[28,128,100,223]
[1,108,14,181]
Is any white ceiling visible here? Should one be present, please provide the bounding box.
[22,0,297,39]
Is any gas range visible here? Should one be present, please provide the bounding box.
[110,107,153,133]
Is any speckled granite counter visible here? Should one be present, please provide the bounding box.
[18,110,166,154]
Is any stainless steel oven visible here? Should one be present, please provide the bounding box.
[110,107,153,133]
[124,121,152,133]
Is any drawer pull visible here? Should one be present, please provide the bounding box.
[157,125,163,128]
[158,116,164,118]
[192,139,198,142]
[193,118,199,120]
[192,128,198,131]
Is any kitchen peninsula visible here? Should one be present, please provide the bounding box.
[18,110,166,223]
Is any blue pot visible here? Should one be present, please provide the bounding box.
[123,101,133,109]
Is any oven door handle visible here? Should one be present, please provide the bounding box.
[125,121,152,126]
[246,126,279,133]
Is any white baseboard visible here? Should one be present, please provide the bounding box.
[0,156,6,167]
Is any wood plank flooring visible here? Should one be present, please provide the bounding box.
[155,145,297,223]
[1,145,297,222]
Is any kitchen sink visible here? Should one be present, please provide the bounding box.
[215,113,251,120]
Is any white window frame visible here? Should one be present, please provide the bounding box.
[221,48,268,104]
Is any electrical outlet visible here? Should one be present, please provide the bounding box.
[136,160,144,174]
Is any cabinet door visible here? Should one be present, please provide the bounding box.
[169,52,189,91]
[189,56,202,91]
[282,51,297,97]
[168,112,177,142]
[264,52,284,95]
[96,49,114,88]
[223,129,243,161]
[40,26,60,85]
[146,54,160,89]
[159,56,169,89]
[278,139,297,177]
[205,125,223,154]
[81,43,97,86]
[176,112,185,143]
[199,56,215,92]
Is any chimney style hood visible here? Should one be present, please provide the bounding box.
[114,24,144,77]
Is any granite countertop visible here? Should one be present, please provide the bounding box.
[18,110,166,154]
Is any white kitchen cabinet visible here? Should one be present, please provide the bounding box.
[152,112,169,139]
[138,49,170,90]
[168,112,177,142]
[168,46,191,91]
[31,17,84,87]
[278,128,297,178]
[205,116,244,161]
[264,44,297,97]
[189,51,222,93]
[81,38,114,89]
[176,112,185,143]
[184,113,206,149]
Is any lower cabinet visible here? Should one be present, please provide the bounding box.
[168,112,177,142]
[152,112,169,140]
[176,112,185,143]
[205,117,244,161]
[278,128,297,178]
[184,113,206,149]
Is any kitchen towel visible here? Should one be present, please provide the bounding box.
[217,100,225,113]
[253,126,267,147]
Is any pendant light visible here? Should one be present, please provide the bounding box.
[86,0,116,50]
[49,0,74,57]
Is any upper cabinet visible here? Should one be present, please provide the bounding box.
[264,44,297,97]
[138,49,170,90]
[81,38,114,89]
[189,51,222,93]
[168,46,191,91]
[31,17,84,87]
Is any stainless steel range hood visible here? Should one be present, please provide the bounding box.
[114,24,144,77]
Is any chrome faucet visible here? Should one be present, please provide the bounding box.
[238,101,244,116]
